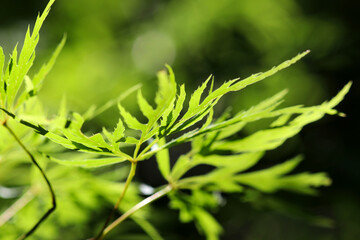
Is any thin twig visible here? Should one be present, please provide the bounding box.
[3,122,56,240]
[99,185,172,240]
[94,161,137,239]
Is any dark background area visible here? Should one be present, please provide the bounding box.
[0,0,359,239]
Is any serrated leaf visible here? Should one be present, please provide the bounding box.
[5,45,19,108]
[5,0,55,109]
[229,50,310,92]
[62,113,102,150]
[137,89,155,120]
[168,52,309,137]
[197,89,289,141]
[45,131,77,150]
[234,156,305,192]
[155,66,176,107]
[88,133,110,149]
[136,66,178,140]
[113,118,125,142]
[167,84,186,130]
[16,36,66,108]
[184,75,212,119]
[212,82,352,153]
[118,103,146,133]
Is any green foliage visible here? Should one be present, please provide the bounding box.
[0,1,351,240]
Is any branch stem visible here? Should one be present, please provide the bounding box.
[100,185,172,240]
[95,161,137,239]
[3,122,56,240]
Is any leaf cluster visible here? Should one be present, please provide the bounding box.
[0,1,352,239]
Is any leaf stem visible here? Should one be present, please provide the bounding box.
[99,185,172,240]
[3,122,56,240]
[137,138,159,160]
[95,161,137,239]
[133,139,143,159]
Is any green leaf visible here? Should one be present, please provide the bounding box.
[271,113,292,127]
[103,118,125,147]
[113,118,126,142]
[212,82,352,153]
[33,35,66,88]
[166,84,186,130]
[61,113,108,150]
[5,45,19,108]
[155,138,170,179]
[138,66,178,139]
[167,51,309,137]
[16,36,66,107]
[5,0,55,109]
[234,156,331,193]
[274,172,332,194]
[229,50,310,92]
[172,152,263,182]
[118,103,146,132]
[169,192,222,240]
[192,207,222,240]
[155,66,177,108]
[184,75,212,120]
[326,81,352,109]
[48,155,127,168]
[137,89,155,120]
[0,47,5,106]
[169,155,191,181]
[197,89,288,141]
[45,131,77,150]
[213,125,301,153]
[193,152,264,171]
[176,153,263,192]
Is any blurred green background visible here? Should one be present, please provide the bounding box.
[0,0,359,239]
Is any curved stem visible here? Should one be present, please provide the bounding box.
[3,122,56,240]
[99,185,172,240]
[95,161,137,239]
